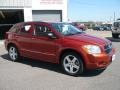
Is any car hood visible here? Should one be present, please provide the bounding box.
[65,33,110,45]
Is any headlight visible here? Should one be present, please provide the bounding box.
[83,45,101,54]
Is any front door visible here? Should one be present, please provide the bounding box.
[30,23,57,62]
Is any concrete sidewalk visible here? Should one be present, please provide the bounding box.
[0,40,4,45]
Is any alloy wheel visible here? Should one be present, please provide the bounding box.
[9,46,18,61]
[63,55,80,74]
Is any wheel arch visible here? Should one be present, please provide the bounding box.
[59,49,86,68]
[7,43,18,51]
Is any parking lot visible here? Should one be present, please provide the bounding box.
[0,30,120,90]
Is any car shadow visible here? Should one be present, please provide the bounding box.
[81,69,105,77]
[1,54,62,73]
[1,54,105,77]
[106,37,120,42]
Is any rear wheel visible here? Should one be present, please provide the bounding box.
[8,46,20,61]
[112,33,119,38]
[61,52,84,76]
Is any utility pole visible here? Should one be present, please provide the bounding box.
[114,12,116,22]
[109,16,112,23]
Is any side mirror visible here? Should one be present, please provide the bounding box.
[47,33,57,39]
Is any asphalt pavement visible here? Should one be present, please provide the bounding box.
[0,30,120,90]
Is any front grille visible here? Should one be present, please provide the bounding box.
[104,43,112,54]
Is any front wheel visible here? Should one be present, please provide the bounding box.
[8,46,20,61]
[61,52,84,76]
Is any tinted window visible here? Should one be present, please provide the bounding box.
[34,25,52,36]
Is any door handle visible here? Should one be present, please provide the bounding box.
[15,36,19,38]
[31,38,36,40]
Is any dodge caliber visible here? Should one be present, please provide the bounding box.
[5,22,115,76]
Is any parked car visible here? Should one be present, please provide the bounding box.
[101,26,112,31]
[72,22,86,31]
[93,26,104,31]
[103,24,112,31]
[5,22,115,76]
[93,26,111,31]
[112,21,120,38]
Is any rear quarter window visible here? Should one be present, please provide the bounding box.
[9,25,20,33]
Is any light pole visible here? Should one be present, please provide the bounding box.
[114,12,116,22]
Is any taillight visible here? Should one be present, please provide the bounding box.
[5,32,8,39]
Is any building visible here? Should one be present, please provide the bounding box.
[0,0,68,39]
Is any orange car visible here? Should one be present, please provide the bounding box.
[5,22,115,76]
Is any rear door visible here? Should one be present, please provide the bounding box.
[16,24,34,57]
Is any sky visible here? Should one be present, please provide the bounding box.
[68,0,120,22]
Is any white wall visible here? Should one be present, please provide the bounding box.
[0,0,31,7]
[24,8,32,21]
[62,0,68,22]
[32,0,68,22]
[0,0,68,22]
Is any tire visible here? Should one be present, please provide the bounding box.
[112,33,119,38]
[61,52,84,76]
[8,45,20,61]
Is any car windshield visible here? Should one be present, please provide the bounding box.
[52,23,83,36]
[113,22,120,27]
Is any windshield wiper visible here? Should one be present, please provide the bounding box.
[65,32,84,36]
[66,33,75,36]
[74,32,83,35]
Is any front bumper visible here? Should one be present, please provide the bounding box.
[85,48,115,70]
[112,29,120,34]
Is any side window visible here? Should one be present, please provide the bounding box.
[20,25,31,34]
[34,25,52,36]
